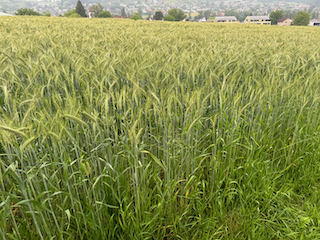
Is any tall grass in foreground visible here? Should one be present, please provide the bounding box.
[1,17,320,239]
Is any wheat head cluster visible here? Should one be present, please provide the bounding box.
[1,17,320,239]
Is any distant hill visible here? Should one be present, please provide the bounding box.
[0,0,319,14]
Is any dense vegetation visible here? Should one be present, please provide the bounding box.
[1,17,320,239]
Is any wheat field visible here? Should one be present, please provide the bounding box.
[1,17,320,239]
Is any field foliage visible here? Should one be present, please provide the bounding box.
[1,17,320,239]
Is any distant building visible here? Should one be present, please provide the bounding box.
[198,17,206,22]
[277,17,291,26]
[214,16,238,23]
[309,19,320,26]
[88,7,93,18]
[244,16,271,25]
[0,12,14,16]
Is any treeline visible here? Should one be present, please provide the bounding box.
[15,8,52,17]
[222,8,319,22]
[13,0,187,22]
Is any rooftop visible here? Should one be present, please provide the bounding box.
[277,17,290,22]
[0,12,14,16]
[310,19,320,23]
[215,16,238,21]
[248,16,270,20]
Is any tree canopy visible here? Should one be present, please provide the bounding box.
[15,8,41,16]
[293,11,311,26]
[204,10,211,20]
[69,13,81,18]
[130,14,140,20]
[194,11,204,21]
[76,0,86,17]
[167,9,186,21]
[164,15,175,21]
[121,7,126,17]
[97,11,112,18]
[92,3,103,18]
[64,9,76,17]
[153,11,163,20]
[270,10,284,25]
[133,12,142,19]
[43,11,51,17]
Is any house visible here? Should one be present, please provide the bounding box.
[244,16,271,25]
[277,17,291,26]
[198,17,206,22]
[214,16,238,23]
[88,7,93,18]
[309,19,320,26]
[0,12,14,16]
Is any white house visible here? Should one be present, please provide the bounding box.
[309,19,320,26]
[214,16,238,23]
[0,12,14,16]
[244,16,271,25]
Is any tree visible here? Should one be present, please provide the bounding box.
[97,11,112,18]
[92,3,103,18]
[153,11,163,20]
[311,11,319,19]
[164,15,175,21]
[64,9,76,17]
[194,11,203,20]
[194,11,204,20]
[130,14,140,20]
[121,7,126,17]
[204,10,211,20]
[138,8,143,18]
[167,8,186,21]
[69,13,81,18]
[133,12,142,19]
[283,9,299,19]
[43,11,51,17]
[76,0,86,17]
[15,8,41,16]
[270,10,284,25]
[293,11,311,26]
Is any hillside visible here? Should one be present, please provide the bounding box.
[0,0,319,11]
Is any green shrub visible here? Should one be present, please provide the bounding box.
[69,13,81,18]
[43,11,51,17]
[15,8,41,16]
[164,15,175,21]
[130,14,140,20]
[97,11,112,18]
[64,9,76,17]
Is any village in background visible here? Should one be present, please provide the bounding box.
[0,0,319,20]
[0,0,319,26]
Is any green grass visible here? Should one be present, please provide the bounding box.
[1,17,320,239]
